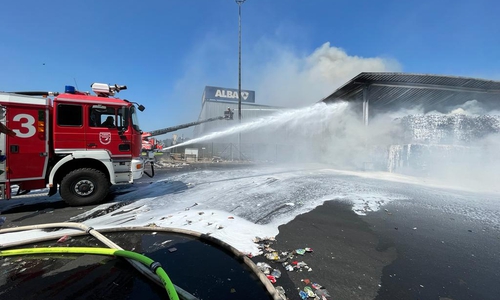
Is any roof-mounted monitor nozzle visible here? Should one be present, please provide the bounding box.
[91,83,127,97]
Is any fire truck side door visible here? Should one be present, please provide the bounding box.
[86,106,132,156]
[7,106,49,180]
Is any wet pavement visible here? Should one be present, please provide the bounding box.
[1,164,500,300]
[268,181,500,300]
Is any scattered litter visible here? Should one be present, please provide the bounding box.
[271,269,282,278]
[253,236,276,243]
[0,216,5,227]
[298,290,308,300]
[256,262,272,274]
[305,247,313,252]
[295,249,306,255]
[311,283,322,290]
[301,278,311,285]
[160,240,172,245]
[228,216,234,219]
[57,235,70,243]
[184,203,199,211]
[275,286,287,300]
[198,212,204,215]
[230,288,236,293]
[265,251,280,261]
[266,275,276,284]
[285,265,294,272]
[304,286,315,297]
[296,261,307,268]
[315,288,331,298]
[168,247,177,253]
[413,227,417,230]
[217,225,224,230]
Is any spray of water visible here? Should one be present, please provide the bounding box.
[164,102,348,150]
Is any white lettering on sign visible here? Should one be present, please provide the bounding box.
[12,114,36,138]
[215,89,250,100]
[99,132,111,145]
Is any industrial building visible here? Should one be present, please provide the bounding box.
[191,86,286,161]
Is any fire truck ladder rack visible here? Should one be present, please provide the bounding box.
[146,116,225,137]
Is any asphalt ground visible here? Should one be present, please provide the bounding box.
[1,164,499,300]
[260,191,500,300]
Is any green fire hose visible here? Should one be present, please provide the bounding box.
[0,247,180,300]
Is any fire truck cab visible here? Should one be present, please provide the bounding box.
[0,83,151,206]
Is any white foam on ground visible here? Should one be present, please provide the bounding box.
[2,164,497,255]
[1,165,409,254]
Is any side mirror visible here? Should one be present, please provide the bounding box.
[138,105,145,112]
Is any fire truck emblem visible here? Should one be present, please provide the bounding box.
[99,132,111,145]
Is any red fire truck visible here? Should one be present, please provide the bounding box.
[141,132,163,151]
[0,83,153,206]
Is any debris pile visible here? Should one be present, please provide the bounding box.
[252,236,331,299]
[298,280,331,300]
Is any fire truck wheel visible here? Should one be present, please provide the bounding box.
[60,168,110,206]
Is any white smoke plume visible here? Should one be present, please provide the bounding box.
[246,42,401,107]
[163,39,400,138]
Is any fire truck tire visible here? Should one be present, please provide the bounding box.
[60,168,110,206]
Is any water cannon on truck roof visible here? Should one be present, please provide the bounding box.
[90,83,127,97]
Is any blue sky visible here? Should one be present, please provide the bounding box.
[1,0,499,137]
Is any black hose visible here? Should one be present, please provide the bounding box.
[9,91,59,96]
[144,161,155,178]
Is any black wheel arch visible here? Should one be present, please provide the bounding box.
[53,158,110,186]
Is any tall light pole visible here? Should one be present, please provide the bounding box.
[236,0,245,160]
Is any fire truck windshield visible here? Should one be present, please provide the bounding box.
[130,105,141,132]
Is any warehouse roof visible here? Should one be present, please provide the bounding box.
[322,72,500,113]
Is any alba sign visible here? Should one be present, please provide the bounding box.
[203,86,255,103]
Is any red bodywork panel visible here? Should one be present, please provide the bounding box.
[53,93,142,158]
[6,102,49,182]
